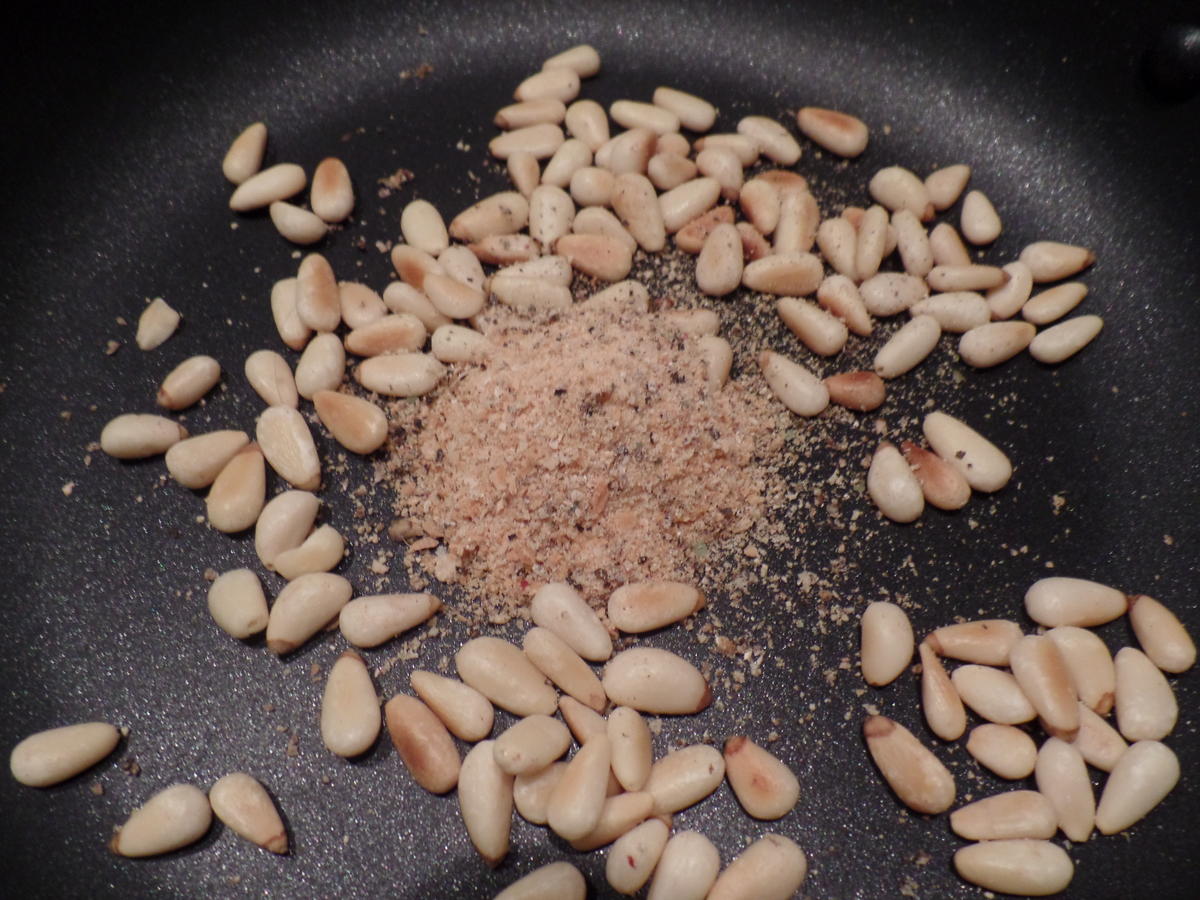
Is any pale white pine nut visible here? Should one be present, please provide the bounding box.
[891,209,933,277]
[542,44,601,77]
[950,790,1057,841]
[165,430,249,489]
[901,441,971,510]
[696,223,743,296]
[869,166,934,220]
[758,349,829,416]
[611,99,679,134]
[612,173,666,251]
[356,353,445,397]
[863,715,955,814]
[777,296,848,356]
[1128,594,1196,673]
[491,273,573,310]
[339,592,440,648]
[742,252,823,295]
[606,818,669,895]
[269,201,328,245]
[206,443,266,533]
[135,298,180,351]
[958,321,1036,368]
[723,736,800,820]
[860,601,914,686]
[345,314,427,358]
[928,222,972,267]
[874,315,941,378]
[573,205,638,252]
[599,128,656,175]
[927,263,1007,292]
[1019,241,1095,281]
[868,441,925,523]
[951,665,1037,724]
[410,670,493,743]
[646,151,698,191]
[953,840,1073,896]
[692,133,759,166]
[221,121,267,185]
[816,274,873,336]
[653,86,717,132]
[1114,647,1178,741]
[515,68,580,103]
[925,163,971,210]
[207,568,269,639]
[110,784,212,857]
[602,647,711,715]
[608,582,704,633]
[338,281,387,329]
[457,741,514,867]
[383,282,452,332]
[547,734,611,841]
[740,177,781,234]
[523,627,606,710]
[1073,703,1128,772]
[296,253,341,333]
[1022,282,1088,324]
[424,272,486,318]
[529,184,576,248]
[815,217,857,278]
[513,761,567,825]
[795,106,869,157]
[557,232,634,282]
[694,146,743,199]
[9,722,121,787]
[254,490,319,570]
[496,862,587,900]
[960,189,1001,244]
[773,188,819,254]
[1009,635,1080,739]
[256,405,321,490]
[656,132,690,156]
[456,636,558,716]
[294,332,345,398]
[311,157,354,222]
[697,335,733,393]
[658,177,721,233]
[737,115,801,164]
[320,651,381,758]
[559,695,607,745]
[265,572,352,655]
[229,163,305,211]
[1095,740,1179,834]
[208,773,288,854]
[646,831,720,900]
[273,523,344,580]
[469,233,542,265]
[855,204,889,281]
[643,744,725,815]
[400,199,450,255]
[607,706,653,792]
[431,324,491,364]
[1035,738,1095,842]
[986,261,1034,319]
[860,272,930,316]
[449,191,530,242]
[493,714,571,776]
[966,724,1038,779]
[157,355,221,410]
[910,291,990,332]
[494,98,567,130]
[919,642,966,740]
[926,619,1023,666]
[542,138,593,188]
[564,99,609,151]
[923,410,1012,492]
[506,151,541,197]
[738,222,771,261]
[529,581,612,661]
[1045,626,1116,715]
[707,834,808,900]
[1024,577,1127,627]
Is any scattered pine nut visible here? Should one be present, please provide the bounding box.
[795,106,869,157]
[647,830,721,900]
[523,627,606,711]
[737,115,801,165]
[165,429,249,489]
[1029,314,1103,364]
[310,157,354,222]
[320,651,381,758]
[707,833,808,900]
[1127,594,1196,673]
[643,743,726,815]
[925,619,1023,666]
[953,839,1073,896]
[542,44,601,78]
[924,164,971,211]
[777,296,848,356]
[606,818,668,895]
[270,277,311,351]
[950,665,1037,724]
[206,443,266,533]
[547,734,611,841]
[1072,703,1129,772]
[602,648,712,715]
[110,783,212,858]
[9,722,121,787]
[874,314,941,379]
[1024,576,1127,627]
[513,762,567,825]
[824,370,885,412]
[494,861,586,900]
[965,724,1038,780]
[919,642,966,740]
[207,568,269,639]
[758,349,829,416]
[495,98,567,130]
[229,163,305,212]
[269,200,328,245]
[156,355,221,411]
[410,669,493,742]
[950,790,1057,841]
[256,406,321,490]
[927,222,972,267]
[1045,626,1116,715]
[909,291,990,332]
[265,572,353,655]
[816,274,873,336]
[1035,738,1095,842]
[741,252,823,296]
[695,223,744,296]
[900,441,971,511]
[208,772,288,854]
[960,190,1001,244]
[1114,647,1178,741]
[529,581,613,662]
[923,411,1012,492]
[245,349,299,408]
[564,99,609,151]
[860,601,915,687]
[1094,740,1179,835]
[135,298,181,351]
[653,86,717,132]
[1009,635,1080,740]
[515,68,581,104]
[986,261,1034,320]
[273,523,344,580]
[723,735,800,820]
[456,636,558,717]
[254,489,319,570]
[863,715,955,814]
[458,740,515,867]
[867,441,925,523]
[958,320,1035,368]
[608,582,705,634]
[869,166,934,220]
[859,272,930,316]
[1019,240,1096,282]
[222,122,267,185]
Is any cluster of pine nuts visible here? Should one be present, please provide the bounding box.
[859,577,1194,895]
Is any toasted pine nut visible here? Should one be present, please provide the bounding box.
[254,490,319,569]
[825,371,885,412]
[925,619,1023,666]
[603,647,711,715]
[1128,594,1195,673]
[925,163,971,210]
[296,253,341,333]
[256,406,321,490]
[874,315,941,379]
[646,831,721,900]
[643,744,725,815]
[653,86,717,132]
[674,205,735,253]
[344,314,427,358]
[868,441,925,523]
[859,601,914,686]
[869,166,934,220]
[1073,703,1128,772]
[542,44,601,77]
[206,443,266,533]
[778,297,847,356]
[1095,740,1179,835]
[737,115,801,165]
[739,178,781,235]
[222,121,267,185]
[9,722,120,788]
[928,222,972,267]
[608,582,704,633]
[529,581,612,661]
[1115,647,1178,741]
[391,244,445,291]
[1022,282,1088,325]
[724,736,799,819]
[309,157,353,222]
[985,261,1033,319]
[817,274,873,336]
[135,297,180,351]
[1019,241,1095,281]
[556,233,632,282]
[506,150,540,197]
[470,233,542,265]
[758,349,829,416]
[742,252,823,295]
[863,715,955,814]
[456,636,558,716]
[515,67,580,104]
[523,627,606,711]
[646,152,697,191]
[495,97,567,130]
[966,724,1038,779]
[1035,738,1095,841]
[923,411,1012,492]
[860,272,930,316]
[1010,635,1080,739]
[548,734,612,840]
[598,128,657,175]
[207,568,268,639]
[165,430,249,489]
[855,204,889,281]
[229,163,305,211]
[450,191,530,242]
[901,441,971,510]
[265,572,352,655]
[541,138,592,189]
[954,840,1073,896]
[493,714,571,776]
[410,670,493,743]
[157,355,220,410]
[269,201,327,245]
[951,790,1057,841]
[960,190,1001,244]
[320,651,380,757]
[208,773,288,854]
[694,146,743,199]
[695,223,743,296]
[958,320,1036,368]
[607,818,669,895]
[564,98,609,150]
[708,834,808,900]
[612,173,666,251]
[911,291,990,332]
[273,523,344,580]
[951,665,1036,724]
[758,168,810,193]
[919,642,966,740]
[1045,626,1115,715]
[1024,577,1127,627]
[496,862,587,900]
[294,332,346,398]
[458,741,514,867]
[795,106,869,157]
[110,784,212,857]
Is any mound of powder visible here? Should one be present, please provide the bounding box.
[384,299,784,613]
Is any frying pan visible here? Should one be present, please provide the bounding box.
[1,0,1197,896]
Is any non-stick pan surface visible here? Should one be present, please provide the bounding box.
[2,1,1197,897]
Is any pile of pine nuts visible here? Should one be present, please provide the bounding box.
[859,577,1194,896]
[8,38,1143,898]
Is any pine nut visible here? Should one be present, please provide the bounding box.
[900,441,971,510]
[500,254,574,285]
[265,572,352,655]
[491,714,571,777]
[574,206,638,252]
[697,335,733,393]
[256,406,320,490]
[954,839,1073,896]
[542,44,601,78]
[206,443,266,533]
[1128,594,1195,673]
[311,157,354,222]
[653,86,717,132]
[208,773,288,854]
[869,166,934,220]
[135,297,181,351]
[707,833,809,900]
[523,627,606,711]
[927,263,1006,292]
[254,490,318,570]
[271,277,311,351]
[245,350,298,408]
[597,128,657,175]
[273,523,344,580]
[1094,740,1179,835]
[355,353,445,397]
[951,789,1057,841]
[542,138,592,188]
[863,715,955,814]
[825,371,885,412]
[1045,626,1116,715]
[910,291,990,332]
[491,273,573,310]
[608,581,705,634]
[660,177,722,233]
[296,253,341,333]
[919,642,966,740]
[1010,635,1080,739]
[602,647,712,715]
[607,706,653,793]
[742,252,823,295]
[740,178,781,234]
[156,355,220,411]
[528,184,575,248]
[496,861,587,900]
[456,636,558,717]
[773,189,819,254]
[1019,241,1095,282]
[571,166,617,205]
[758,349,829,416]
[889,209,933,278]
[646,830,721,900]
[874,315,941,378]
[313,390,387,456]
[986,261,1034,319]
[458,740,515,867]
[222,122,267,185]
[269,201,327,245]
[400,199,450,255]
[735,222,769,260]
[724,735,800,820]
[966,724,1038,779]
[449,191,530,243]
[410,669,493,742]
[643,743,725,815]
[696,223,744,296]
[165,430,249,489]
[868,441,925,523]
[675,205,735,253]
[692,133,759,166]
[564,99,609,151]
[960,190,1001,244]
[1024,576,1127,627]
[923,411,1012,492]
[736,115,800,164]
[469,233,542,265]
[854,204,889,281]
[950,665,1037,724]
[612,173,666,251]
[229,163,305,211]
[1072,702,1128,772]
[207,568,268,639]
[344,314,427,359]
[569,789,656,851]
[1029,314,1103,364]
[795,106,869,157]
[1035,737,1095,842]
[294,332,345,398]
[1114,647,1178,741]
[925,619,1023,665]
[9,722,120,787]
[860,272,929,316]
[547,734,611,840]
[530,581,613,662]
[928,222,972,267]
[110,783,212,857]
[431,324,491,364]
[816,274,873,336]
[816,217,858,278]
[777,297,848,356]
[925,164,971,210]
[513,761,567,825]
[320,651,380,758]
[494,98,567,130]
[611,100,679,135]
[514,68,580,104]
[383,282,451,331]
[507,151,540,197]
[606,818,669,895]
[555,233,633,282]
[859,601,914,686]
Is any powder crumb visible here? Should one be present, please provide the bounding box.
[285,733,300,758]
